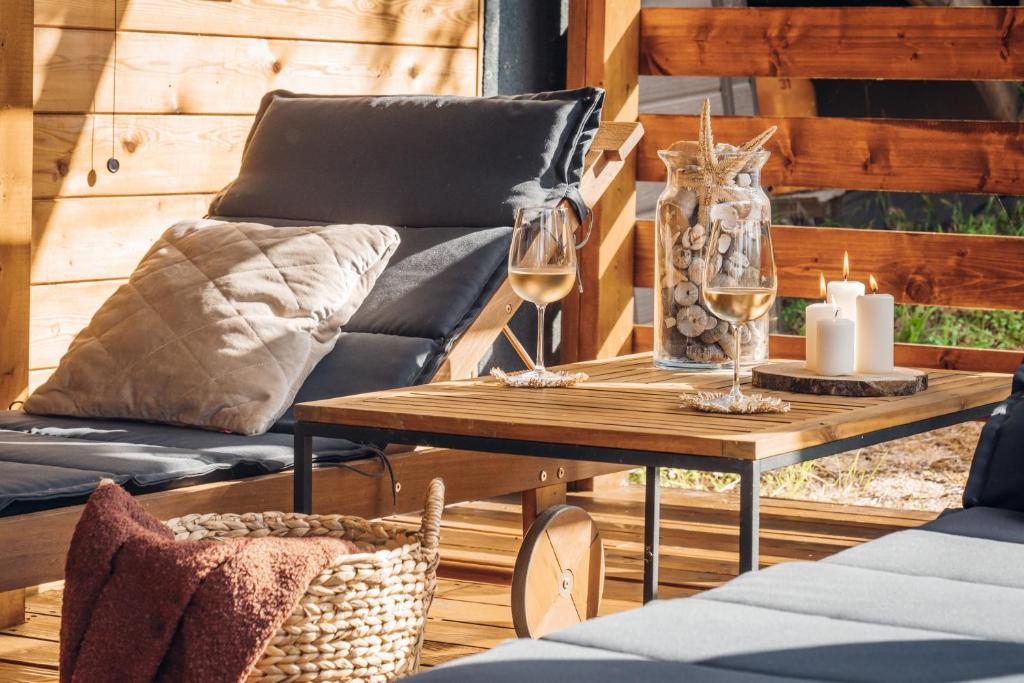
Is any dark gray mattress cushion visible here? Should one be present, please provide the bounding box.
[209,88,604,228]
[0,411,368,515]
[964,363,1024,513]
[924,506,1024,545]
[273,333,441,432]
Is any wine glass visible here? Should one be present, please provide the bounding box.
[508,207,578,382]
[702,201,777,406]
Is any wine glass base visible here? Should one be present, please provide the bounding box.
[491,368,588,389]
[680,391,790,415]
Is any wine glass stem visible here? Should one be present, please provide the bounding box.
[535,304,546,372]
[731,323,742,399]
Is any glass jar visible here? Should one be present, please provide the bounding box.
[653,144,771,369]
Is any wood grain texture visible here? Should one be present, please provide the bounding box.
[34,0,480,48]
[29,280,121,370]
[33,114,249,199]
[638,114,1024,195]
[640,7,1024,80]
[0,590,26,629]
[752,362,928,398]
[294,354,1009,460]
[633,325,1024,374]
[33,27,477,115]
[563,0,640,363]
[0,449,623,592]
[634,220,1024,311]
[768,333,1024,375]
[32,195,213,284]
[0,0,34,408]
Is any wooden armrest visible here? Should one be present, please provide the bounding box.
[435,120,643,382]
[580,120,644,209]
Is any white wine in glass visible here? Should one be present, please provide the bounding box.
[508,207,577,380]
[702,287,775,324]
[508,265,576,305]
[702,201,777,406]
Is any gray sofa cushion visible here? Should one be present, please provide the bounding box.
[414,516,1024,682]
[0,411,368,515]
[416,638,798,683]
[209,88,604,228]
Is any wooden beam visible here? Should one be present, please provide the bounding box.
[521,483,567,535]
[640,7,1024,80]
[0,449,625,592]
[631,325,1023,374]
[634,220,1024,312]
[33,28,477,115]
[0,0,33,408]
[564,0,640,363]
[34,0,481,48]
[0,590,25,629]
[639,114,1024,196]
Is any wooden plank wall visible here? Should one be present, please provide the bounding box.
[22,0,483,394]
[624,6,1024,373]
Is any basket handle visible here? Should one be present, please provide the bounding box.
[420,478,445,551]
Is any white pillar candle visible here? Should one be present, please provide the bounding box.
[826,280,865,321]
[826,251,865,322]
[816,315,855,376]
[804,273,836,373]
[855,275,894,374]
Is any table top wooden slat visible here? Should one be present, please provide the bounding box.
[295,354,1010,460]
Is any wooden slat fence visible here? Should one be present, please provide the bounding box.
[599,6,1024,374]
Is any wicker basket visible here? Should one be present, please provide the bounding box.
[163,478,445,683]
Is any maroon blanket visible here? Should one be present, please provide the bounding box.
[61,482,358,682]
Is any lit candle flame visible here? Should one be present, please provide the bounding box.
[819,272,827,301]
[869,274,878,294]
[842,251,850,281]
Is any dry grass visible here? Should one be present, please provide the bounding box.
[631,423,982,512]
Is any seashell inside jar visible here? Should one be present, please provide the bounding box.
[653,142,771,370]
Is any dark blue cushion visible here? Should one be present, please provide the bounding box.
[963,362,1024,512]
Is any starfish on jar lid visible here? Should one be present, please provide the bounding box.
[678,98,777,227]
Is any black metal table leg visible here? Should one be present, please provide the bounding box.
[294,431,313,514]
[643,465,661,603]
[738,460,761,573]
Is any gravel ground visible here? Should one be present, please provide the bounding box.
[792,422,983,512]
[643,422,984,513]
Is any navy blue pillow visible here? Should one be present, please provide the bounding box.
[963,362,1024,512]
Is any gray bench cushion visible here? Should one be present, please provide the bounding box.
[421,638,798,683]
[0,411,366,515]
[414,510,1024,682]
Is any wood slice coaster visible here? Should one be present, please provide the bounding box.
[511,505,604,639]
[752,361,927,397]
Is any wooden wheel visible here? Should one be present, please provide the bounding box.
[511,504,604,639]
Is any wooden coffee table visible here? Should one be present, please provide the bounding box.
[293,354,1009,605]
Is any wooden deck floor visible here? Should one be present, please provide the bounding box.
[0,486,935,680]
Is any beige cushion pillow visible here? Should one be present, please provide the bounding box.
[25,219,400,435]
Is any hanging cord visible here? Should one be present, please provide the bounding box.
[316,445,399,509]
[572,210,594,293]
[106,0,120,173]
